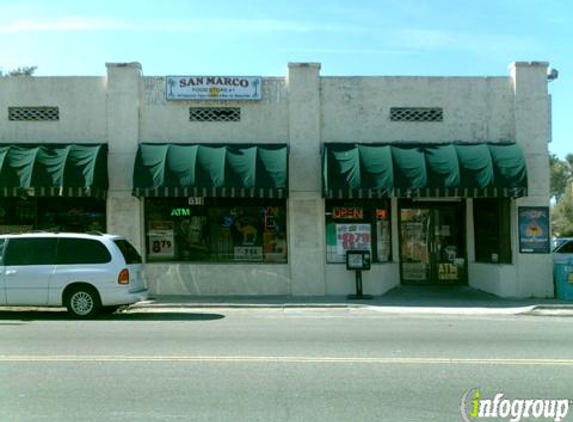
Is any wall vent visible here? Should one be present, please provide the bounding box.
[390,107,443,122]
[8,107,60,121]
[189,107,241,122]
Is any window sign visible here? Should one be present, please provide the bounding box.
[325,200,391,264]
[333,207,363,219]
[171,208,191,217]
[346,250,371,270]
[233,246,263,262]
[518,206,550,254]
[336,224,371,256]
[148,233,175,258]
[166,76,262,101]
[438,263,458,281]
[148,221,175,259]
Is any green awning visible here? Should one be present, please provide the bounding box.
[0,144,108,198]
[323,143,528,199]
[133,143,288,198]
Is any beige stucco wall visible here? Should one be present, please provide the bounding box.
[321,76,515,144]
[0,61,553,298]
[0,76,107,143]
[146,263,291,296]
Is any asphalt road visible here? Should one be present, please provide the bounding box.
[1,307,572,422]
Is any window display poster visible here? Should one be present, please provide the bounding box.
[148,220,175,258]
[263,232,287,262]
[148,233,175,258]
[518,206,550,254]
[336,224,371,256]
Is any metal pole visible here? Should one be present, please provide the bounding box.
[355,270,363,297]
[347,269,372,300]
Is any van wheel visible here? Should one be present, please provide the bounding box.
[66,286,101,318]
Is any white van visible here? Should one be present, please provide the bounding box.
[0,232,148,318]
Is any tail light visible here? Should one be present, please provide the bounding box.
[118,268,130,285]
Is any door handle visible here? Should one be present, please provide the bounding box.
[6,270,17,275]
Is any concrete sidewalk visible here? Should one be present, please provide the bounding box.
[131,286,573,316]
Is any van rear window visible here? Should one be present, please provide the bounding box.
[114,239,143,264]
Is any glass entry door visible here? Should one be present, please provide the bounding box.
[399,203,466,285]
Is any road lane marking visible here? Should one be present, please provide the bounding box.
[1,355,573,365]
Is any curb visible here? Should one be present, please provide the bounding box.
[126,301,573,316]
[128,301,359,310]
[522,304,573,316]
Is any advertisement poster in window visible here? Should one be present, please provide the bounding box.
[148,221,175,259]
[336,224,371,257]
[232,214,263,262]
[518,206,550,253]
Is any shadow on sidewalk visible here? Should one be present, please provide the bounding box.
[368,286,546,308]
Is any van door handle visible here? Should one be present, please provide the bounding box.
[6,270,17,275]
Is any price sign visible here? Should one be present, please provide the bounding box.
[149,234,175,258]
[234,246,263,262]
[336,224,371,256]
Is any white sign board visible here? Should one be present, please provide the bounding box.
[148,232,175,258]
[336,224,371,256]
[166,76,262,101]
[234,246,263,262]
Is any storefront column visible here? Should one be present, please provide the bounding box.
[510,61,553,297]
[287,63,325,295]
[105,62,143,251]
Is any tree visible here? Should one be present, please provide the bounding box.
[551,153,573,236]
[552,186,573,237]
[550,153,573,203]
[0,66,37,77]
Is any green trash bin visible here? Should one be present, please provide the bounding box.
[554,258,573,300]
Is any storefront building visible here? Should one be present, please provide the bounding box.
[0,61,553,298]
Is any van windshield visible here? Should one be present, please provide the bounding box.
[114,239,143,264]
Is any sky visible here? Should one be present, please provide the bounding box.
[1,0,571,159]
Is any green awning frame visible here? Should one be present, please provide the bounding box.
[0,144,108,199]
[323,142,528,199]
[133,143,288,198]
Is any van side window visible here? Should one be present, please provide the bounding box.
[4,238,58,266]
[56,238,112,264]
[0,239,5,264]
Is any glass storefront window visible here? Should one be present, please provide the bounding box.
[473,198,512,264]
[144,198,287,263]
[0,198,106,234]
[325,200,391,264]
